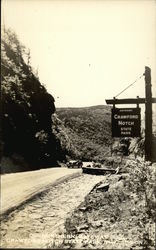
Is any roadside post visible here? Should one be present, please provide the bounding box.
[144,67,152,161]
[106,66,156,162]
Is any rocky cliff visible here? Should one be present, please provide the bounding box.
[1,28,67,173]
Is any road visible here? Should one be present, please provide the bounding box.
[1,171,106,248]
[1,167,82,216]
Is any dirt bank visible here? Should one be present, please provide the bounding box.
[52,161,156,249]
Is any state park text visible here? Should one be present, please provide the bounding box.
[112,108,141,137]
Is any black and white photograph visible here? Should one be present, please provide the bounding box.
[1,0,156,249]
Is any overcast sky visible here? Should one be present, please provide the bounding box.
[2,0,156,108]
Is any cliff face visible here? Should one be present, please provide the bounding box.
[1,28,66,173]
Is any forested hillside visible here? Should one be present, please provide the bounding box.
[2,28,151,174]
[56,106,113,161]
[56,106,154,161]
[1,28,68,173]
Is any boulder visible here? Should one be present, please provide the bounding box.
[96,183,109,192]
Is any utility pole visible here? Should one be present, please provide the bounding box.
[144,66,152,161]
[106,66,156,162]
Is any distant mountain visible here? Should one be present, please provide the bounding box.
[56,105,113,161]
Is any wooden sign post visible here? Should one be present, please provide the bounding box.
[106,66,156,162]
[145,66,152,161]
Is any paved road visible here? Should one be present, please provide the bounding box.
[1,174,106,248]
[1,167,82,215]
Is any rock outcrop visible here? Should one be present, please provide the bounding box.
[1,28,66,173]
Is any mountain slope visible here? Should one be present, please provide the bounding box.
[56,105,112,161]
[1,28,66,173]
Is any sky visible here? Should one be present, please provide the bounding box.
[1,0,156,109]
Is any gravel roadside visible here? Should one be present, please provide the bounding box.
[1,167,82,216]
[1,173,106,249]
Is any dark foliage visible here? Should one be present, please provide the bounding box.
[56,105,113,161]
[1,28,66,172]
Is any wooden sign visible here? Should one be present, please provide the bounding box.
[112,108,141,137]
[106,67,156,161]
